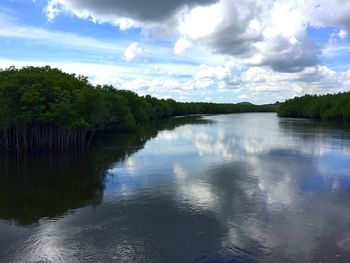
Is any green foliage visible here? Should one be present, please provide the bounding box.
[0,66,275,151]
[278,92,350,121]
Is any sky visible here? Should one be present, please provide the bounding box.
[0,0,350,104]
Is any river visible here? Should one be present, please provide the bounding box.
[1,113,350,262]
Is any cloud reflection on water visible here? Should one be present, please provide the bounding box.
[104,113,350,261]
[2,113,350,262]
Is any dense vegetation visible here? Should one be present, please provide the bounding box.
[278,92,350,121]
[0,66,274,151]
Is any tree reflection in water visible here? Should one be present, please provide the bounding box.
[0,116,210,225]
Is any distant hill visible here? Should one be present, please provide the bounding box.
[237,101,281,108]
[237,102,253,105]
[263,101,282,108]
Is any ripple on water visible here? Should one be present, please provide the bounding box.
[337,238,350,251]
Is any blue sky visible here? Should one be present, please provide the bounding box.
[1,0,350,104]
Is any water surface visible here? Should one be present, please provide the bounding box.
[1,113,350,262]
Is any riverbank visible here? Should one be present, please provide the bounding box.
[277,92,350,121]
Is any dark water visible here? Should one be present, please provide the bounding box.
[1,113,350,263]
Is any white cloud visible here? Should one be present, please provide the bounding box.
[329,29,349,43]
[178,2,223,39]
[2,0,350,103]
[123,42,143,62]
[338,29,349,40]
[307,0,350,31]
[43,0,350,74]
[192,62,245,91]
[46,0,61,21]
[191,61,350,100]
[173,38,192,55]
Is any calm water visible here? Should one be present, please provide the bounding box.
[1,113,350,263]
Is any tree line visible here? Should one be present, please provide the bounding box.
[0,66,274,151]
[277,92,350,121]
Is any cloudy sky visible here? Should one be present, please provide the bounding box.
[1,0,350,103]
